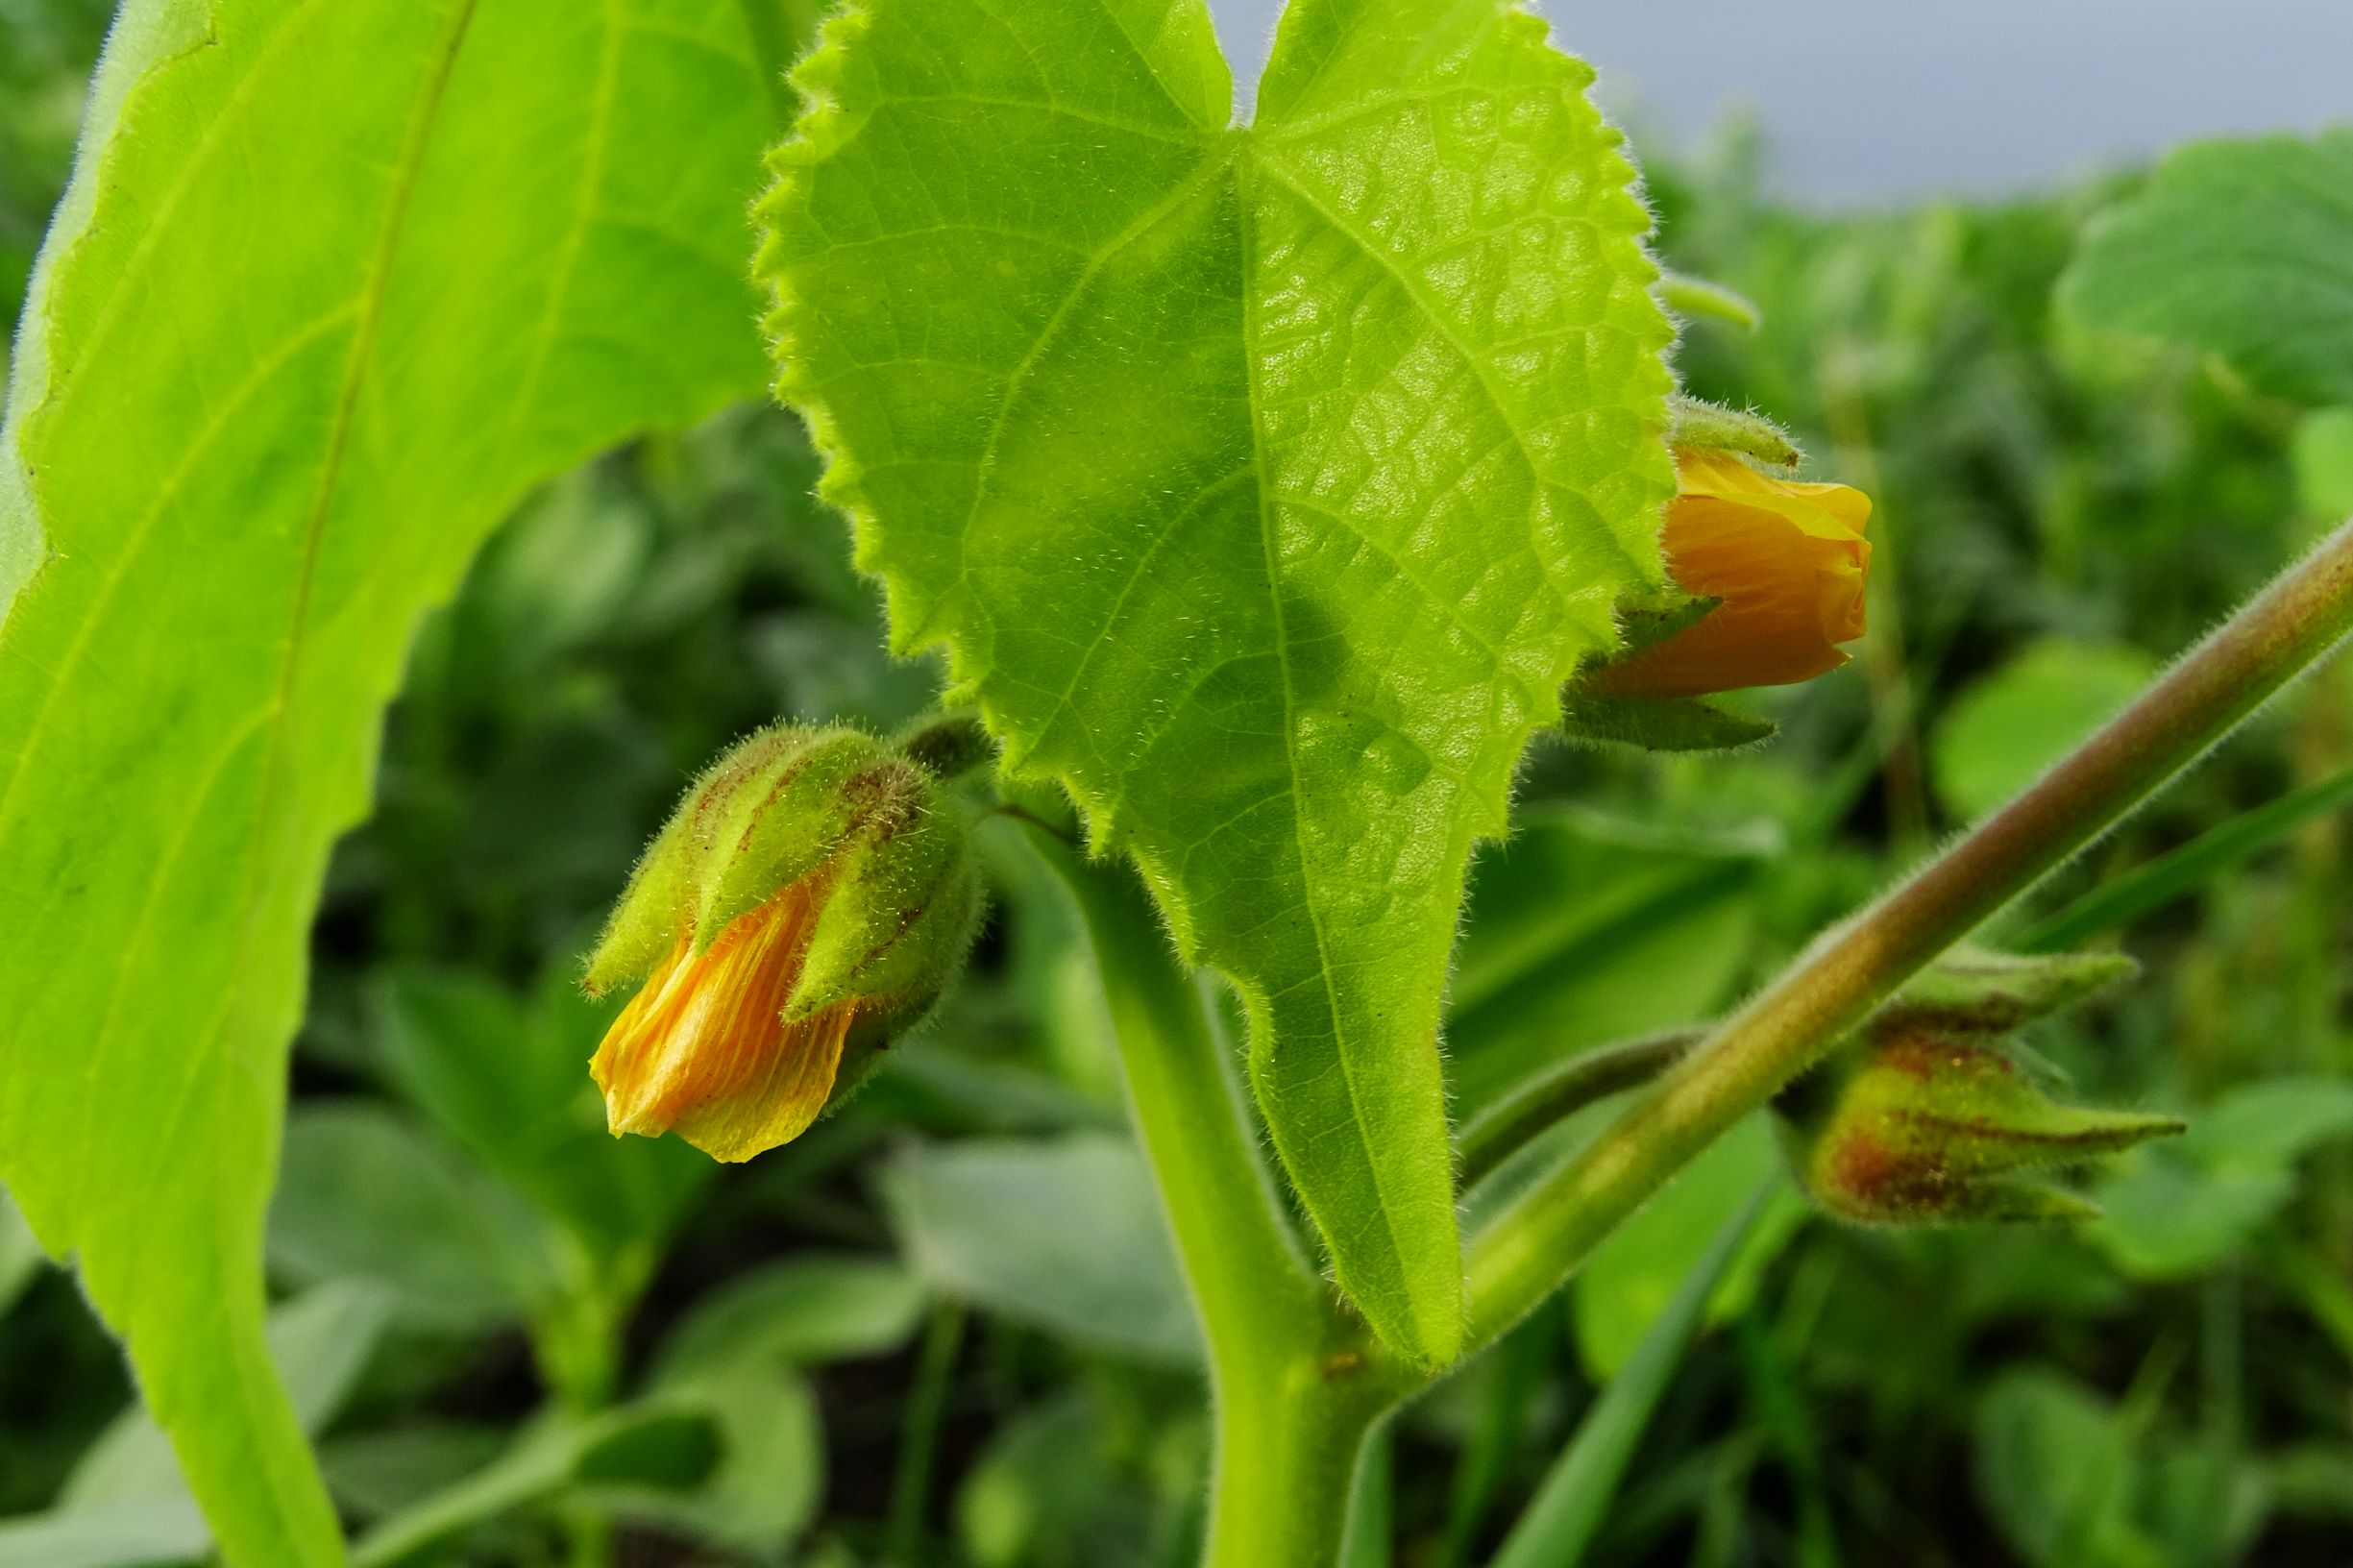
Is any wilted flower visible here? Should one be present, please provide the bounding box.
[583,724,980,1163]
[1595,447,1873,699]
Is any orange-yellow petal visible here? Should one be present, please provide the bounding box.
[1597,448,1873,699]
[589,879,855,1163]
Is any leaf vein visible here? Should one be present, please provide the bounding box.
[931,144,1233,639]
[0,306,359,823]
[505,0,626,446]
[1028,463,1260,757]
[1252,151,1605,589]
[1236,154,1416,1311]
[873,90,1208,143]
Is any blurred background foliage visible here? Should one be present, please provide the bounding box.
[4,7,2351,1565]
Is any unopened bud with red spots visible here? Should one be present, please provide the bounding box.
[583,723,981,1163]
[1777,1029,2182,1225]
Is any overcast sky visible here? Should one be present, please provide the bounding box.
[1207,0,2353,207]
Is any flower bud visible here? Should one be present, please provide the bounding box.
[1778,1031,2183,1226]
[1592,447,1872,700]
[583,724,981,1163]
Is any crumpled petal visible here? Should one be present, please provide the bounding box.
[590,878,857,1163]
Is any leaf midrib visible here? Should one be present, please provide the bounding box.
[84,11,491,1554]
[31,3,331,439]
[504,0,627,449]
[42,0,471,1244]
[1235,148,1426,1335]
[9,6,483,1550]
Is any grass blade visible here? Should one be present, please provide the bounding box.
[1488,1181,1775,1568]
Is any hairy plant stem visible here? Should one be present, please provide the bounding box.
[1455,517,2353,1354]
[1019,820,1385,1568]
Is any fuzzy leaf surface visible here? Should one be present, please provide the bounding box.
[0,0,777,1559]
[761,0,1674,1362]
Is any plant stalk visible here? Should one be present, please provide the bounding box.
[1456,1028,1703,1188]
[1020,819,1382,1567]
[1458,517,2353,1352]
[885,1302,965,1567]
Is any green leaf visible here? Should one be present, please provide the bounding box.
[350,1404,721,1568]
[649,1254,927,1386]
[268,1104,556,1334]
[2267,1444,2353,1523]
[957,1393,1129,1568]
[610,1372,824,1556]
[2094,1157,2293,1281]
[2181,1076,2353,1169]
[1555,689,1777,753]
[0,1284,389,1568]
[2062,130,2353,406]
[2142,1443,2271,1568]
[1655,272,1761,333]
[372,968,710,1261]
[870,1037,1129,1136]
[2093,1077,2353,1278]
[1973,1369,2161,1568]
[631,1260,886,1556]
[321,1425,511,1527]
[0,1506,208,1568]
[760,0,1676,1362]
[880,1135,1199,1366]
[2293,407,2353,519]
[1930,640,2157,821]
[0,2,781,1557]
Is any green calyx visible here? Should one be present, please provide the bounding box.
[1780,1033,2184,1225]
[1877,948,2141,1035]
[1556,689,1777,753]
[1559,591,1777,753]
[700,728,900,942]
[1777,950,2183,1226]
[583,723,982,1040]
[1667,395,1802,469]
[1656,271,1763,333]
[792,791,980,1031]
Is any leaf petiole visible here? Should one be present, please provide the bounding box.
[1456,1030,1703,1189]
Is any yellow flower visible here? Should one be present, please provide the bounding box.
[592,876,860,1163]
[584,725,979,1164]
[1596,447,1873,700]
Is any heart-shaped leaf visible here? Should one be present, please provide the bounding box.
[759,0,1674,1362]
